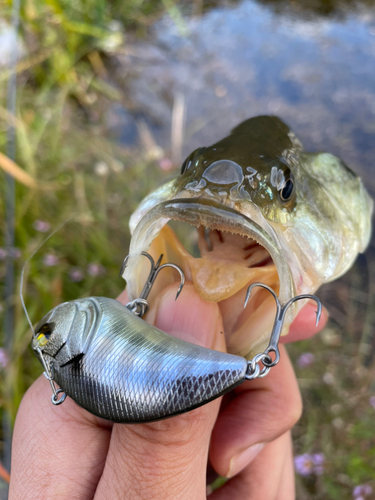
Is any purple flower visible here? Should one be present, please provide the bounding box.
[369,396,375,410]
[8,247,21,259]
[295,454,313,476]
[0,348,9,368]
[353,485,373,498]
[43,254,59,267]
[297,352,315,368]
[312,453,325,475]
[0,247,21,260]
[33,220,51,233]
[87,263,105,277]
[69,267,84,282]
[158,157,173,171]
[294,453,325,476]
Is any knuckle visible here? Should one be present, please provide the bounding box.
[286,388,303,427]
[125,404,212,449]
[270,382,302,433]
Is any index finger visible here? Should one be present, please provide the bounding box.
[281,302,328,343]
[9,374,112,499]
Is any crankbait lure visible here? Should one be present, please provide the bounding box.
[29,252,321,423]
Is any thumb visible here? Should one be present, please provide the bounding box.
[94,283,225,500]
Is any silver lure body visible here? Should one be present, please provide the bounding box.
[32,297,248,423]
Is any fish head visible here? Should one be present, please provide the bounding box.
[176,115,299,210]
[32,298,102,366]
[125,116,373,359]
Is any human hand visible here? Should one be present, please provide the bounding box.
[9,283,327,499]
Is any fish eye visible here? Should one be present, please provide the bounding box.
[181,157,191,175]
[279,174,294,202]
[36,323,53,347]
[181,147,207,175]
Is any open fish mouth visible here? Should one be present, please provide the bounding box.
[124,198,295,359]
[123,116,373,358]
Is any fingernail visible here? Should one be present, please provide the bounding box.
[227,442,265,478]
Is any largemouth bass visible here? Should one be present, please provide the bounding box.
[124,116,373,359]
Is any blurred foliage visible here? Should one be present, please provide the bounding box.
[0,0,175,424]
[290,326,375,499]
[0,0,374,498]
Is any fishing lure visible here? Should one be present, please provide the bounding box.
[28,252,321,423]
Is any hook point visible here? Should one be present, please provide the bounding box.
[175,285,183,301]
[315,303,322,327]
[155,254,164,268]
[244,289,251,308]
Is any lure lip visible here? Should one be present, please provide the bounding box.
[123,197,295,315]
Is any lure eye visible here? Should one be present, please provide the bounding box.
[36,323,53,347]
[279,174,294,202]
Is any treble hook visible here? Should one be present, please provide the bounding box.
[121,251,185,317]
[244,283,322,370]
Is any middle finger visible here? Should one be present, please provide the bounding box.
[209,345,302,478]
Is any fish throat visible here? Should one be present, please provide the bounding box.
[124,199,294,359]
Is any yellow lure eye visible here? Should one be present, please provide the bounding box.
[36,324,52,347]
[37,333,49,347]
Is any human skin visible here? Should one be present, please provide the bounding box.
[9,284,327,500]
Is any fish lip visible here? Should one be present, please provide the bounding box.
[124,197,295,308]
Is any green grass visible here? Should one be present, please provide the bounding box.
[0,0,172,424]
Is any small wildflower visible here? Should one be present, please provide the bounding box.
[0,348,9,368]
[323,372,335,385]
[94,161,109,176]
[8,247,21,259]
[294,453,325,476]
[369,396,375,409]
[332,417,344,430]
[158,157,173,171]
[87,263,105,277]
[69,267,84,282]
[297,352,315,368]
[295,454,313,476]
[353,484,373,498]
[43,254,59,267]
[0,248,6,260]
[312,453,325,475]
[33,220,51,232]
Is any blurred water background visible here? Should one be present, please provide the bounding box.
[0,0,374,498]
